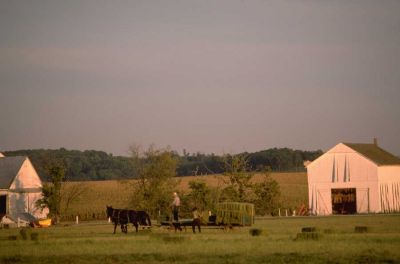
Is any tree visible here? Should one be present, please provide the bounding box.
[221,154,254,202]
[129,144,178,217]
[36,164,65,224]
[253,174,280,215]
[60,182,88,215]
[222,154,280,215]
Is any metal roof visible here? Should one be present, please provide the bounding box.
[0,156,27,189]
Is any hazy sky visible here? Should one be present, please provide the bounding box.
[1,0,399,156]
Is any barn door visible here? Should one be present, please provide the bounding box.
[0,195,6,215]
[356,188,369,213]
[317,189,331,215]
[331,188,357,214]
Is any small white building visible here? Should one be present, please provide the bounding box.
[0,153,48,225]
[307,140,400,215]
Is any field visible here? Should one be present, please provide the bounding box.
[1,215,399,263]
[62,172,307,219]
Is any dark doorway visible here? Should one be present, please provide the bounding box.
[331,188,357,214]
[0,195,6,215]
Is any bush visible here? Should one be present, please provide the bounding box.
[7,235,18,241]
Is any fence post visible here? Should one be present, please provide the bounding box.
[285,209,288,217]
[278,208,281,217]
[76,215,79,225]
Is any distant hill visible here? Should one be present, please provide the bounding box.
[4,147,322,181]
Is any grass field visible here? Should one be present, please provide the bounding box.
[1,214,399,263]
[62,172,307,219]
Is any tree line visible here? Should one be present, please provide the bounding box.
[4,147,322,181]
[37,146,283,222]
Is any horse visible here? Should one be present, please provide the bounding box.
[137,210,152,228]
[106,206,130,234]
[106,206,151,234]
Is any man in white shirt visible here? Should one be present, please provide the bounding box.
[171,192,182,231]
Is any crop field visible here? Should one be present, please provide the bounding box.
[1,214,399,263]
[62,172,307,219]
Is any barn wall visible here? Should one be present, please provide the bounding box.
[378,166,400,212]
[8,192,48,219]
[308,143,380,215]
[8,158,48,219]
[9,159,42,190]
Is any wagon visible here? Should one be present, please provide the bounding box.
[159,202,255,228]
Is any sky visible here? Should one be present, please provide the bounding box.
[1,0,399,156]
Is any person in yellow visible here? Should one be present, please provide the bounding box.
[191,207,201,233]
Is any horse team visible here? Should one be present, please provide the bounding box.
[106,206,151,234]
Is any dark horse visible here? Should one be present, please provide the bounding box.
[106,206,151,234]
[137,210,152,227]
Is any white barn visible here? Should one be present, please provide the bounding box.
[0,153,48,225]
[307,140,400,215]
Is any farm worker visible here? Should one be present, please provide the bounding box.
[171,192,181,222]
[191,207,201,234]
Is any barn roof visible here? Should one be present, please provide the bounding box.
[343,143,400,166]
[0,156,26,189]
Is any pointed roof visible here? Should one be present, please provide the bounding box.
[0,156,27,189]
[343,143,400,166]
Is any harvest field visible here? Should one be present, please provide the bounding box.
[62,172,307,219]
[1,215,399,263]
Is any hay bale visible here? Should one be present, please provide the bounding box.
[301,227,316,233]
[19,228,31,240]
[355,226,368,233]
[216,202,255,226]
[295,232,322,241]
[249,228,263,236]
[8,235,18,241]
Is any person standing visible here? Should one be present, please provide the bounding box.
[171,192,182,231]
[191,207,201,234]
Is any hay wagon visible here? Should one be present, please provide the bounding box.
[159,202,255,229]
[215,202,254,227]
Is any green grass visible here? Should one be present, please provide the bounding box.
[1,215,399,263]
